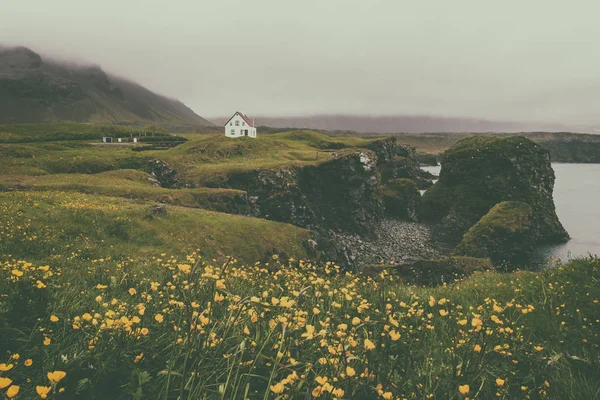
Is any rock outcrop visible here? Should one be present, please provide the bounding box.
[148,159,181,188]
[453,201,534,265]
[420,136,569,245]
[227,150,383,234]
[366,138,434,189]
[382,178,421,221]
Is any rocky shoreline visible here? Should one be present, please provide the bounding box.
[322,218,450,268]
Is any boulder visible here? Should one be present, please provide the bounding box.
[147,204,167,219]
[453,201,534,265]
[420,136,569,245]
[382,178,421,221]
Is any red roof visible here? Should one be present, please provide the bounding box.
[224,111,255,127]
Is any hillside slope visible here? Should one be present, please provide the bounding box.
[0,46,213,128]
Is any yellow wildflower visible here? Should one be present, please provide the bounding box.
[177,264,191,273]
[315,376,328,385]
[428,296,436,307]
[0,378,12,389]
[6,385,19,398]
[270,382,285,394]
[0,363,13,371]
[36,386,52,399]
[364,338,376,350]
[346,366,356,377]
[47,370,67,383]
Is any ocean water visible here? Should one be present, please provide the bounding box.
[420,163,600,263]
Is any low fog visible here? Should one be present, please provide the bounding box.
[2,0,600,129]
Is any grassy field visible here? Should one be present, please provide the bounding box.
[0,170,250,212]
[0,191,310,264]
[0,250,598,399]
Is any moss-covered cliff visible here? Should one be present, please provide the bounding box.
[366,137,434,189]
[381,178,421,221]
[420,135,569,245]
[453,201,534,265]
[226,150,383,233]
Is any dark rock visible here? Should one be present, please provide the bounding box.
[453,201,534,266]
[416,152,439,166]
[382,178,421,221]
[147,204,167,219]
[366,137,434,189]
[148,159,180,188]
[227,150,382,234]
[420,136,569,245]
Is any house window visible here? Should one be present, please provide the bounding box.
[242,122,245,126]
[235,120,240,126]
[230,122,232,126]
[230,129,235,135]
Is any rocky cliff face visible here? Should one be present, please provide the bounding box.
[420,136,569,245]
[366,137,434,189]
[227,150,383,233]
[382,178,421,221]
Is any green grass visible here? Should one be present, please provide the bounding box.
[0,123,173,143]
[164,131,371,186]
[0,170,249,212]
[0,250,598,399]
[0,191,310,264]
[0,126,372,184]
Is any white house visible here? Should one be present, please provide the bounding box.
[224,112,257,138]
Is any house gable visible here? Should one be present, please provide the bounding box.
[224,112,254,128]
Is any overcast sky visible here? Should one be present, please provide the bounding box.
[2,0,600,124]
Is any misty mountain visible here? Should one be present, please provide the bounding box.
[0,46,213,128]
[212,115,598,135]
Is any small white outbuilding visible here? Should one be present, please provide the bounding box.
[224,112,257,138]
